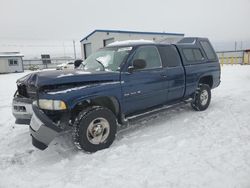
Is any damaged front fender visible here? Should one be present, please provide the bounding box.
[30,104,63,150]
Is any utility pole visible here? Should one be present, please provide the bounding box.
[234,41,237,51]
[63,42,66,57]
[73,40,76,60]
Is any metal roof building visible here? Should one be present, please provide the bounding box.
[0,52,24,73]
[80,29,184,59]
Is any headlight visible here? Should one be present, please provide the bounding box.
[38,99,67,110]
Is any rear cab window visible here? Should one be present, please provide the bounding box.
[158,45,182,67]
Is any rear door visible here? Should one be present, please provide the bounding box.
[158,45,185,102]
[121,46,168,115]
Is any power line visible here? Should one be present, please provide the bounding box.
[0,44,79,47]
[0,36,81,41]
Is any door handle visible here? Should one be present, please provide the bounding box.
[161,74,168,78]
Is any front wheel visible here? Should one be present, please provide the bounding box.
[191,84,211,111]
[72,106,117,153]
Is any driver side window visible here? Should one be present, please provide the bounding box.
[132,46,162,70]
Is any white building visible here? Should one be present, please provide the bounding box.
[80,29,184,59]
[0,52,24,73]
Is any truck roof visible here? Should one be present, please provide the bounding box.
[176,37,209,47]
[106,37,210,48]
[106,41,173,48]
[107,40,155,47]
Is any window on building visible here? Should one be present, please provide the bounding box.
[132,46,162,69]
[84,43,92,59]
[103,38,114,47]
[200,41,217,60]
[183,48,204,63]
[9,59,18,66]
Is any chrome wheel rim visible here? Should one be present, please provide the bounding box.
[200,90,209,106]
[86,118,110,145]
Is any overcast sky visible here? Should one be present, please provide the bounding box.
[0,0,250,57]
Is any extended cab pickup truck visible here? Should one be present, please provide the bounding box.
[12,38,220,152]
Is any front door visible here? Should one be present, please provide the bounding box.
[121,46,168,115]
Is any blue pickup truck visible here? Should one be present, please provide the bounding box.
[12,37,220,152]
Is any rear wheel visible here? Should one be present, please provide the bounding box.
[191,84,211,111]
[72,106,117,152]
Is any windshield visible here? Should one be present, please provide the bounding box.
[82,47,132,72]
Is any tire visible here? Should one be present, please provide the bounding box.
[191,84,211,111]
[72,106,117,153]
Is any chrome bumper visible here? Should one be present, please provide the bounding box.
[12,95,34,124]
[30,104,62,150]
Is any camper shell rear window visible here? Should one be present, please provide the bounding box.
[200,41,217,61]
[182,48,204,64]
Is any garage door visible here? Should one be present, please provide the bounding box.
[84,43,92,59]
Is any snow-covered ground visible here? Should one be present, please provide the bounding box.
[0,65,250,188]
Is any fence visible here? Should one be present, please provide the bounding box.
[23,58,75,70]
[216,50,250,65]
[22,51,250,70]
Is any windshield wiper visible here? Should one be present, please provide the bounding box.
[95,59,105,71]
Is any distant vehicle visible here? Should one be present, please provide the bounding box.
[12,38,220,152]
[56,61,75,70]
[28,65,40,71]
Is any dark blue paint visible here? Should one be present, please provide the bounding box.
[121,68,168,114]
[20,38,220,118]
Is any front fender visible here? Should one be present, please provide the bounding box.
[39,81,122,110]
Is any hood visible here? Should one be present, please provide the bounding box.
[17,70,120,88]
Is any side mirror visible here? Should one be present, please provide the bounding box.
[129,59,146,72]
[74,59,83,69]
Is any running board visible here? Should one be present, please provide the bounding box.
[124,98,193,123]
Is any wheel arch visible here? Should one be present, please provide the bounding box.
[90,96,120,116]
[198,75,213,88]
[70,96,121,119]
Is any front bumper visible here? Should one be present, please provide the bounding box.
[12,94,34,124]
[30,104,62,150]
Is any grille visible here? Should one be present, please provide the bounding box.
[18,85,37,99]
[17,85,28,97]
